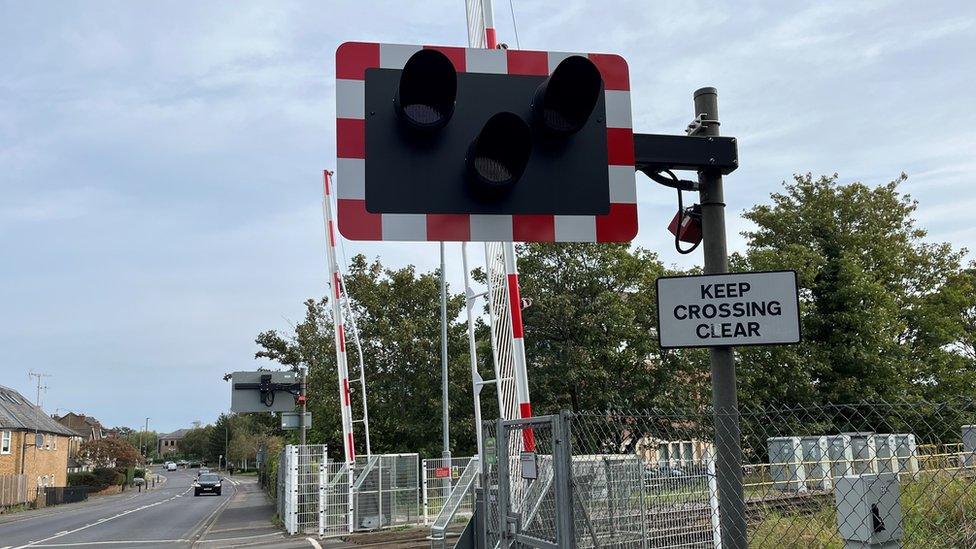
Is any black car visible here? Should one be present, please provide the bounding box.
[644,465,691,488]
[194,473,222,496]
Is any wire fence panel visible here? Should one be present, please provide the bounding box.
[423,456,475,524]
[571,415,718,549]
[278,444,328,535]
[322,460,350,537]
[565,400,976,548]
[351,453,420,531]
[483,420,503,549]
[488,414,575,548]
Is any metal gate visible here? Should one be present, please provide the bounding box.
[485,413,574,549]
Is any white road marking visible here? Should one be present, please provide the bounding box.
[12,487,193,549]
[32,541,187,546]
[307,538,323,549]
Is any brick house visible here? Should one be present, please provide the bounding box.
[53,412,112,472]
[0,385,76,489]
[54,412,111,443]
[158,429,189,457]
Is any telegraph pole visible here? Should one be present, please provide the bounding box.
[140,417,149,458]
[695,87,747,549]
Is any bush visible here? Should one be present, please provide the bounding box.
[67,472,96,487]
[133,469,146,479]
[90,467,124,491]
[115,466,135,484]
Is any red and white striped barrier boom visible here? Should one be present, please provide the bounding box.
[322,170,356,465]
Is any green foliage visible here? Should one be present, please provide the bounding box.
[115,466,135,484]
[121,430,158,460]
[510,242,710,412]
[205,413,281,465]
[750,475,976,548]
[133,469,146,479]
[88,467,125,491]
[67,471,96,487]
[254,172,975,456]
[737,173,974,408]
[77,438,142,468]
[256,255,473,458]
[178,426,213,460]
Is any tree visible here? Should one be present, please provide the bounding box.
[122,430,158,459]
[737,173,975,406]
[77,438,142,468]
[256,255,473,458]
[178,426,213,460]
[205,413,280,465]
[506,242,706,412]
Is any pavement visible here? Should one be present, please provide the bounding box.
[0,467,311,549]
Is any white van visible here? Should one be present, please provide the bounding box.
[166,462,177,471]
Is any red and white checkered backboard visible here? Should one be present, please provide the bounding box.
[334,41,637,242]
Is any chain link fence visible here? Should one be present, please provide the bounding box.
[567,399,976,548]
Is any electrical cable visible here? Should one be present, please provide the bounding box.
[509,0,521,49]
[655,169,701,255]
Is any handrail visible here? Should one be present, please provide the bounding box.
[353,455,380,491]
[430,457,480,544]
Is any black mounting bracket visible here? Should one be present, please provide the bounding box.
[633,133,738,177]
[233,374,302,407]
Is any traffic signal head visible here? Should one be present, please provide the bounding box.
[335,42,636,242]
[533,55,603,135]
[467,111,532,193]
[394,49,457,131]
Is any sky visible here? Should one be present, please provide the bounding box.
[1,1,974,433]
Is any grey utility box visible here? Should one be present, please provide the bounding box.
[963,425,976,467]
[834,473,903,549]
[767,437,806,492]
[800,436,831,490]
[848,433,878,475]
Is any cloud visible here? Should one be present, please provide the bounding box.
[0,0,974,430]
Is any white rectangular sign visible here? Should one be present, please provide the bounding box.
[656,270,800,349]
[280,412,312,430]
[520,452,538,480]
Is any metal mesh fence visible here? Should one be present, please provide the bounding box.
[568,399,976,548]
[352,453,420,531]
[278,445,328,535]
[423,456,476,524]
[280,449,419,537]
[321,460,350,537]
[483,420,503,549]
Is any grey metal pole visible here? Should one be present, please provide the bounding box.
[299,366,307,446]
[695,86,746,549]
[440,243,451,461]
[462,243,484,457]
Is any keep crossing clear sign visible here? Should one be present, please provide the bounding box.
[656,270,801,349]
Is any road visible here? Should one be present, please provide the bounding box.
[0,467,300,549]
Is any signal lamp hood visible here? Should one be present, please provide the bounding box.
[394,49,457,131]
[532,55,603,135]
[466,112,532,193]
